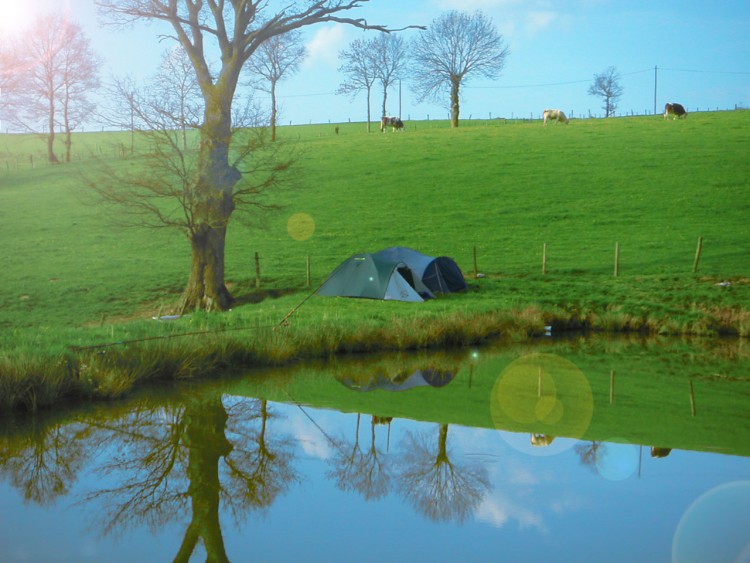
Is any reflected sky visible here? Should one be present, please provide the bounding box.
[1,338,749,562]
[2,401,749,562]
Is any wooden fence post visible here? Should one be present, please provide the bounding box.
[538,366,543,397]
[693,236,703,273]
[254,252,261,288]
[614,242,620,277]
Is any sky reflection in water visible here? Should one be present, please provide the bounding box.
[1,339,749,562]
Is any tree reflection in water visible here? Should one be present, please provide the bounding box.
[326,413,392,500]
[62,392,298,562]
[396,424,491,523]
[1,393,495,559]
[0,418,90,506]
[575,441,605,471]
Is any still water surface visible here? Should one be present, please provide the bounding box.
[1,337,749,562]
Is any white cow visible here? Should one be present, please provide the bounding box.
[543,109,569,125]
[531,434,556,447]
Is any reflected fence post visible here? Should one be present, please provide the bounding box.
[689,380,697,416]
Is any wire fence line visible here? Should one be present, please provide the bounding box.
[1,105,747,172]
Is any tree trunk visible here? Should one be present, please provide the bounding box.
[179,93,240,313]
[270,82,277,142]
[181,223,233,312]
[174,396,233,563]
[381,81,388,120]
[366,88,372,133]
[47,94,58,163]
[450,78,460,128]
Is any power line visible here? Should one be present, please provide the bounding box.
[659,67,750,75]
[468,68,654,90]
[274,66,749,101]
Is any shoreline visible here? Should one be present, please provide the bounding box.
[2,301,748,415]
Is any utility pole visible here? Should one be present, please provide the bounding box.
[398,79,402,119]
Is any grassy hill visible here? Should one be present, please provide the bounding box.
[1,112,749,409]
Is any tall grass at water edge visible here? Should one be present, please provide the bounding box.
[1,112,749,411]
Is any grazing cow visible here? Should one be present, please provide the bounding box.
[543,109,569,125]
[380,116,404,132]
[664,102,687,119]
[531,433,556,447]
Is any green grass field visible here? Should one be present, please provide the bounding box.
[1,112,749,410]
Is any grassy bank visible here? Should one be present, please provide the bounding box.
[1,112,749,412]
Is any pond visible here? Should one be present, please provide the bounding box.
[1,336,749,562]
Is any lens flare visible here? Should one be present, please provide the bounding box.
[490,353,594,455]
[595,440,640,481]
[287,212,315,241]
[672,481,750,563]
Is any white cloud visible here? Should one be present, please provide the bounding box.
[303,26,347,69]
[527,11,556,31]
[435,0,522,10]
[526,10,571,35]
[475,493,547,531]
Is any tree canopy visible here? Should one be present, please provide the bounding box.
[410,10,509,128]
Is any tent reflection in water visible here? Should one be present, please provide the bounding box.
[317,247,466,303]
[339,367,456,392]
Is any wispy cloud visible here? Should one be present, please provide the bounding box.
[303,26,347,69]
[435,0,522,10]
[526,10,571,35]
[475,493,547,531]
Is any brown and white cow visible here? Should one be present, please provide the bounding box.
[664,102,687,119]
[543,109,569,125]
[380,116,404,132]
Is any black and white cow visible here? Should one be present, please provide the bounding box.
[664,102,687,119]
[380,116,404,132]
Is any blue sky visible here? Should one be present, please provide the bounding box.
[2,0,749,126]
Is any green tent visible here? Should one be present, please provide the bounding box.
[317,253,434,302]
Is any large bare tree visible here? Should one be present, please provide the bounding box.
[588,66,623,118]
[410,10,509,128]
[6,14,100,162]
[96,0,422,312]
[245,31,306,142]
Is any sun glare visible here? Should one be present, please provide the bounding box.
[0,1,35,34]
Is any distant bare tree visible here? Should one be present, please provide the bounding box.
[371,33,408,120]
[0,45,15,124]
[245,31,306,142]
[588,66,623,117]
[152,46,203,150]
[58,27,101,161]
[337,38,378,132]
[411,10,509,128]
[7,14,100,162]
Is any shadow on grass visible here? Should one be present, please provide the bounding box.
[232,287,301,306]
